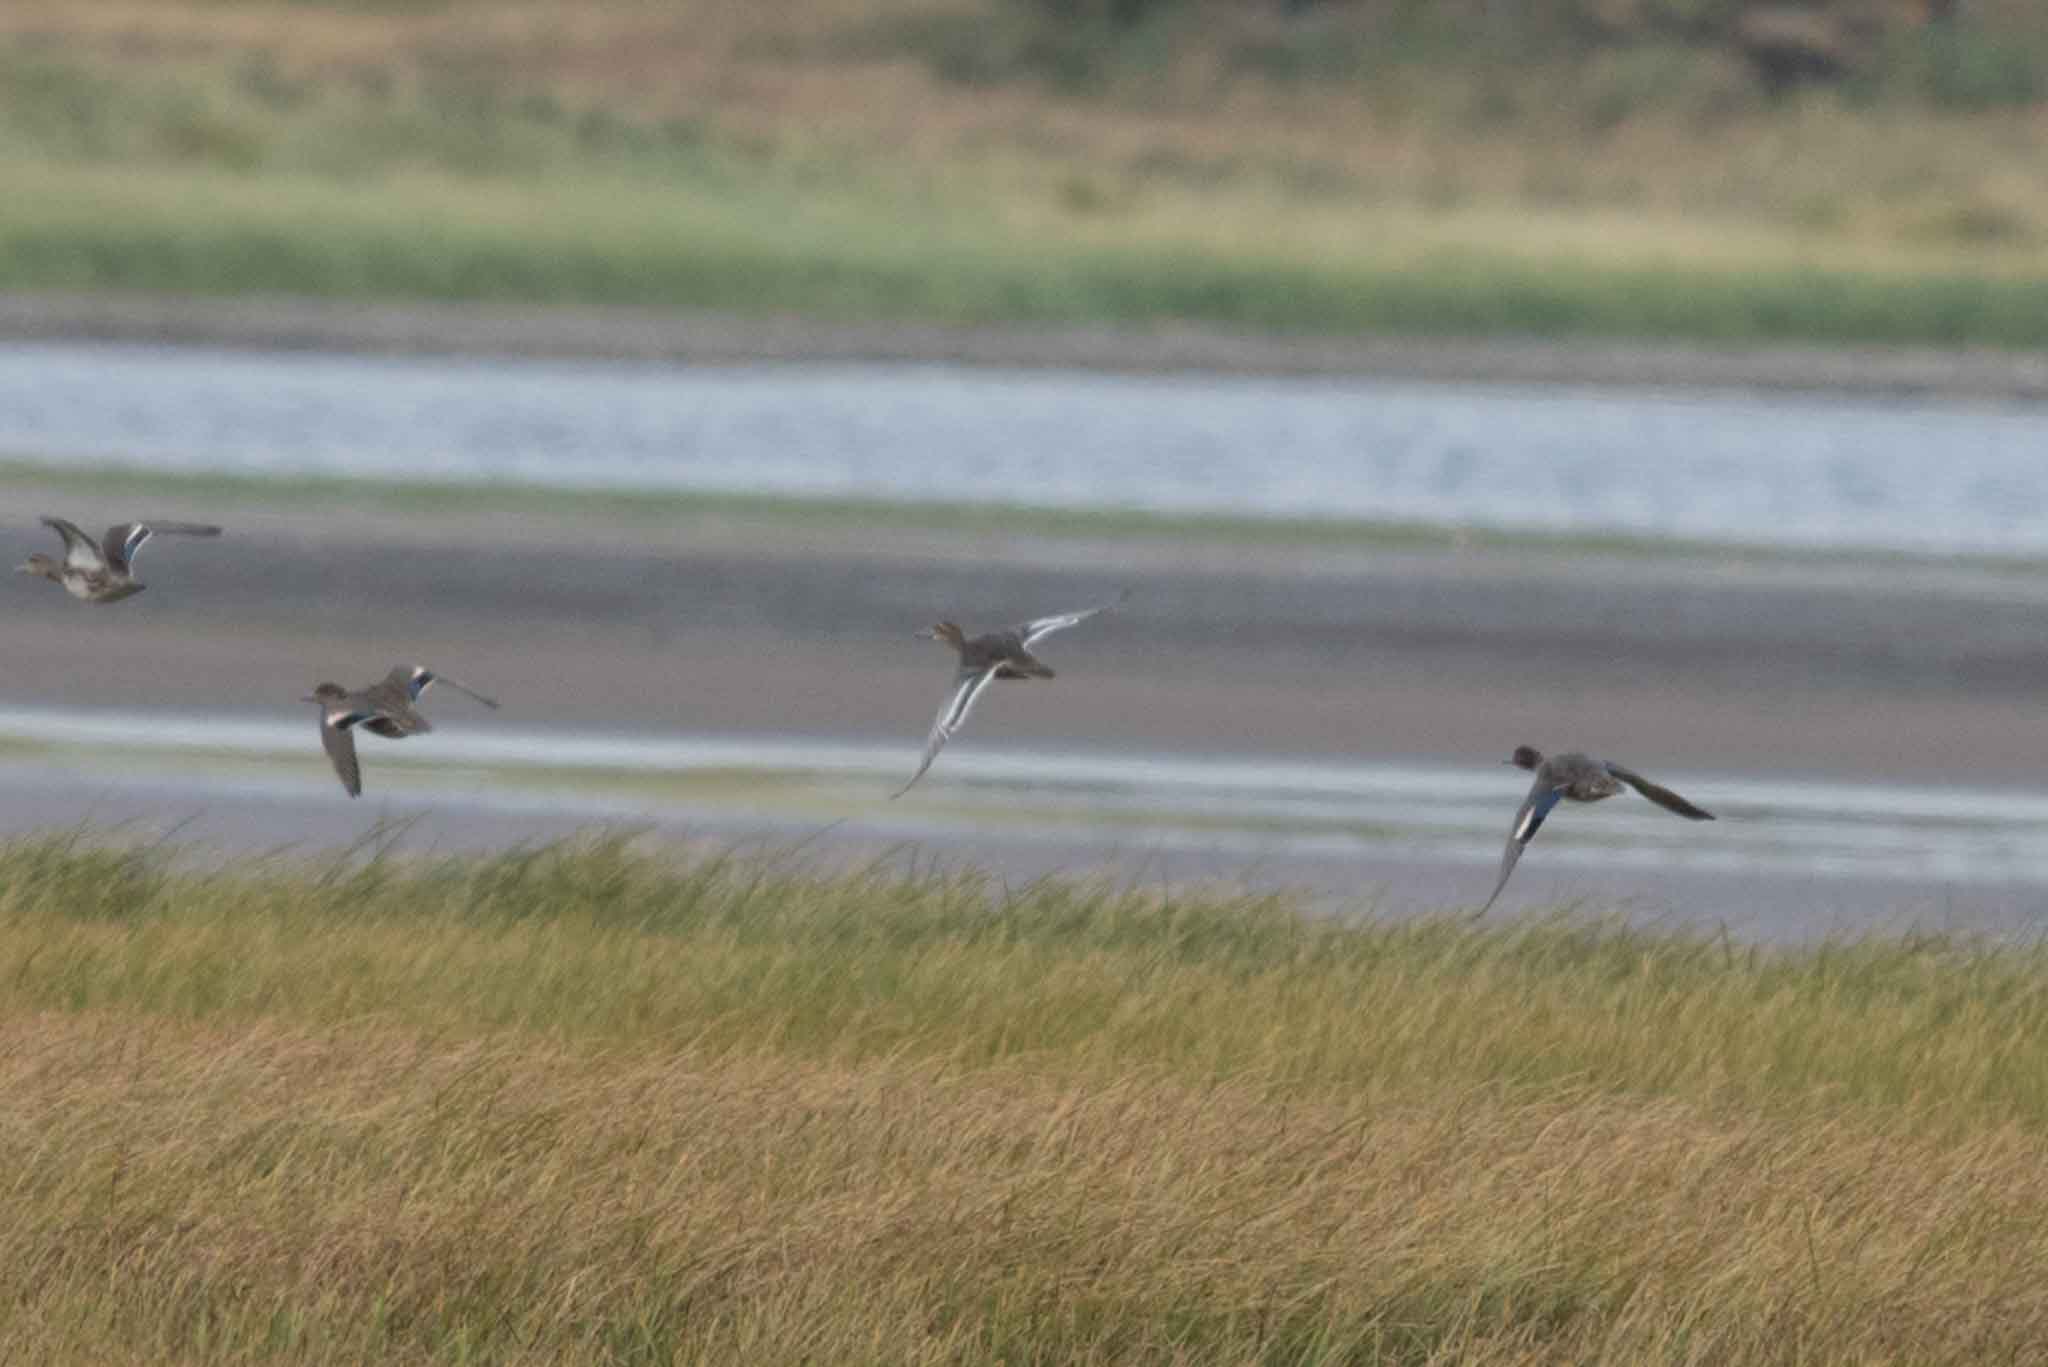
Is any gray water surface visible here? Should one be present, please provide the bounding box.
[8,705,2048,940]
[10,342,2048,554]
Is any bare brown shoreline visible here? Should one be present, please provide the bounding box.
[9,291,2048,399]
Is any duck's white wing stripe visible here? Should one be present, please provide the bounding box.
[319,713,365,798]
[940,665,1000,734]
[109,521,221,571]
[418,669,501,709]
[1514,781,1566,843]
[891,666,1001,799]
[1017,591,1127,648]
[1485,780,1565,912]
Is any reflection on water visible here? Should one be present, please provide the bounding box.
[6,705,2048,895]
[8,342,2048,553]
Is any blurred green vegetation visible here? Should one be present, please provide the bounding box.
[938,0,2048,109]
[1,0,2047,344]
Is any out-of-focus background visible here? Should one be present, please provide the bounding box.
[7,0,2048,935]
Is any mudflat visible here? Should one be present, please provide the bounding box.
[3,494,2045,787]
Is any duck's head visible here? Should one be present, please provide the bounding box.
[302,683,349,706]
[1506,745,1544,771]
[919,622,967,649]
[15,552,55,579]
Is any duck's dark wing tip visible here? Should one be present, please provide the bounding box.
[1608,764,1715,822]
[890,752,936,800]
[1482,842,1523,914]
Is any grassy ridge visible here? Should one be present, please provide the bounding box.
[5,2,2048,345]
[12,159,2048,345]
[4,832,2048,1361]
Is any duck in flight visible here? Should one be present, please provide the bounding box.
[303,665,500,798]
[17,516,222,603]
[1482,745,1715,913]
[893,592,1127,799]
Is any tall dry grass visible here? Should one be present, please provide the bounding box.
[2,832,2048,1361]
[6,832,2048,1125]
[7,1015,2048,1363]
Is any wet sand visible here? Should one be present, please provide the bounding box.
[4,503,2048,782]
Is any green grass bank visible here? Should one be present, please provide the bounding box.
[6,1,2048,347]
[11,160,2048,346]
[2,831,2046,1362]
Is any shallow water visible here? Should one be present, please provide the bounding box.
[7,705,2045,938]
[10,341,2048,554]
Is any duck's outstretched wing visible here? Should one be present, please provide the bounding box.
[398,665,500,710]
[41,517,106,572]
[1481,776,1567,913]
[1015,589,1129,648]
[1606,763,1715,821]
[891,664,1001,799]
[319,711,366,798]
[101,521,222,574]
